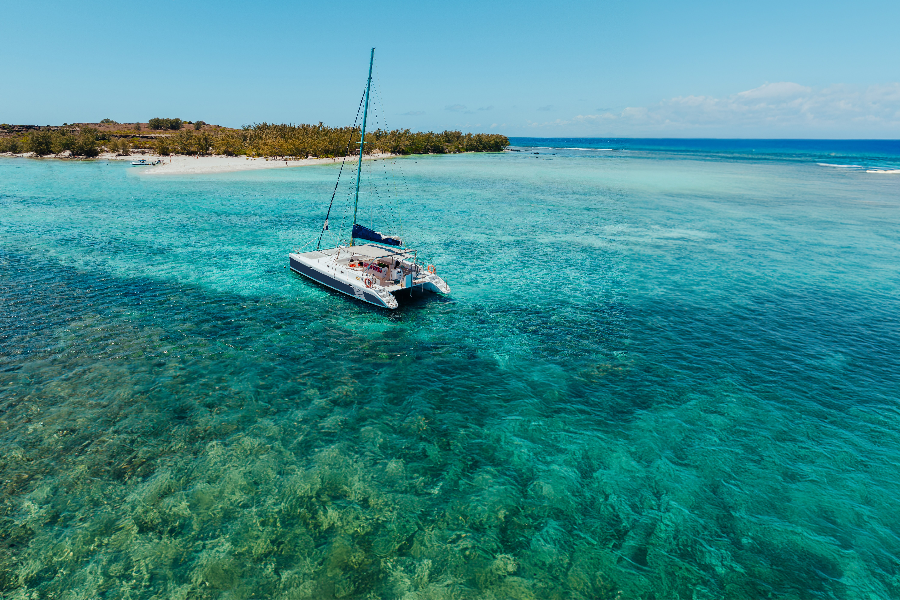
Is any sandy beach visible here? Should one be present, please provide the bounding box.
[104,152,394,175]
[1,152,394,175]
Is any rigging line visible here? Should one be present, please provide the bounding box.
[336,186,353,246]
[317,86,368,250]
[371,85,405,242]
[382,161,401,240]
[365,159,388,229]
[363,100,381,224]
[366,61,387,230]
[369,94,393,233]
[350,48,375,244]
[362,74,382,229]
[339,170,358,246]
[364,83,387,229]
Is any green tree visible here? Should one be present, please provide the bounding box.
[0,137,21,153]
[211,130,244,156]
[148,118,182,131]
[155,137,171,156]
[25,130,53,156]
[50,130,75,155]
[71,128,99,157]
[107,137,131,156]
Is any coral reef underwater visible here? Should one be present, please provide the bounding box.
[1,152,898,599]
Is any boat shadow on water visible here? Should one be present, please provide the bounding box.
[392,285,455,308]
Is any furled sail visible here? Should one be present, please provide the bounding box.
[353,224,402,247]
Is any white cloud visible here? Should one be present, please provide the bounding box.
[735,81,811,101]
[531,82,900,137]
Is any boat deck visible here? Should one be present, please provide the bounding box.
[296,245,433,293]
[289,243,449,309]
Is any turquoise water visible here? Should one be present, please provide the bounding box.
[510,138,900,171]
[1,145,899,599]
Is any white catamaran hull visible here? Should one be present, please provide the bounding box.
[289,245,449,310]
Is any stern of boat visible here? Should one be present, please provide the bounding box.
[417,273,450,295]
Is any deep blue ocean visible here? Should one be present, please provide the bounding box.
[1,139,899,599]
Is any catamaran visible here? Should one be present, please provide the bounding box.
[289,48,450,309]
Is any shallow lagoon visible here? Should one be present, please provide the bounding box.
[1,145,899,599]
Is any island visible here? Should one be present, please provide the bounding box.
[0,120,509,160]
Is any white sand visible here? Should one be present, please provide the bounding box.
[101,153,393,175]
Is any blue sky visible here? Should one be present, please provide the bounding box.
[2,0,898,138]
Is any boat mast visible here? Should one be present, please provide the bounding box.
[351,47,375,246]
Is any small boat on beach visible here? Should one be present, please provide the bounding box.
[131,158,160,166]
[289,48,450,309]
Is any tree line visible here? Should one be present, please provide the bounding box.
[0,127,103,157]
[0,123,509,158]
[152,124,508,157]
[148,118,183,130]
